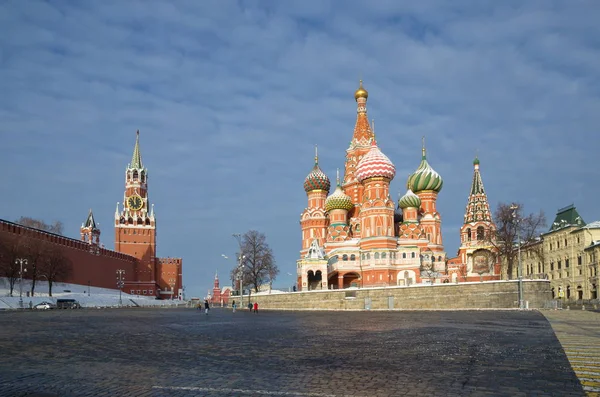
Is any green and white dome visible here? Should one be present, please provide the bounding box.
[398,189,421,209]
[407,144,443,193]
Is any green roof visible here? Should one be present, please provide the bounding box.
[549,204,585,231]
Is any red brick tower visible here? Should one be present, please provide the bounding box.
[114,130,157,286]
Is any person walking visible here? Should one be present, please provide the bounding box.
[247,302,252,311]
[253,302,258,314]
[232,300,236,313]
[204,299,210,315]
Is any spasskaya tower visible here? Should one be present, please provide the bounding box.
[114,131,182,298]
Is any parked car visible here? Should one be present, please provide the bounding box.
[56,299,81,309]
[34,301,55,310]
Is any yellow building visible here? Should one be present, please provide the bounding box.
[519,205,600,301]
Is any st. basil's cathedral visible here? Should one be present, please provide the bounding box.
[297,81,500,291]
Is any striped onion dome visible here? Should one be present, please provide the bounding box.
[398,188,421,209]
[355,140,396,182]
[325,184,353,212]
[304,164,330,193]
[407,147,443,193]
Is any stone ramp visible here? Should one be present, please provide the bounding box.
[544,310,600,396]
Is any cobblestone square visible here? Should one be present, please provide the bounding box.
[0,308,588,396]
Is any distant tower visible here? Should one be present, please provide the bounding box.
[212,271,222,305]
[457,156,500,280]
[300,146,330,256]
[81,209,100,245]
[114,130,157,283]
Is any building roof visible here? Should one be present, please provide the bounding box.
[130,130,143,169]
[549,204,585,232]
[83,209,98,230]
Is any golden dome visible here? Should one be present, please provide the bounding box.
[354,80,368,101]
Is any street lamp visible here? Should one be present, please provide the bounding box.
[232,233,246,307]
[116,269,125,306]
[510,204,525,310]
[16,258,28,309]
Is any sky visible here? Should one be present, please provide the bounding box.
[1,1,599,298]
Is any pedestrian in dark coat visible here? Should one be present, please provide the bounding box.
[204,299,210,315]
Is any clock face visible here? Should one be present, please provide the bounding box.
[128,195,143,211]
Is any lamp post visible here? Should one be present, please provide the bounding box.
[16,258,28,309]
[232,233,246,308]
[116,269,125,306]
[88,280,91,297]
[510,204,525,309]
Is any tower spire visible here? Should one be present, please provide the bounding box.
[336,168,340,186]
[422,136,426,159]
[464,155,491,223]
[314,144,318,165]
[131,130,143,169]
[350,80,373,148]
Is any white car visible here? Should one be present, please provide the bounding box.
[34,302,55,310]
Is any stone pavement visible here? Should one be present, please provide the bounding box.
[0,308,588,396]
[543,310,600,397]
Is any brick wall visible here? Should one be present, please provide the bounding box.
[245,280,552,310]
[1,219,137,289]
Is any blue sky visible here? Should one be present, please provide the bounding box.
[1,1,599,298]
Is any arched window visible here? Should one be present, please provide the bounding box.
[350,254,355,261]
[477,226,485,240]
[137,217,143,225]
[375,252,380,259]
[342,254,348,261]
[133,170,139,181]
[466,228,471,241]
[438,256,442,262]
[411,252,415,258]
[141,171,146,183]
[145,218,150,225]
[128,217,133,225]
[120,217,125,224]
[382,252,386,259]
[402,253,406,259]
[366,253,371,260]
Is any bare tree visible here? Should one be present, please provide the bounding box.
[238,230,278,293]
[489,203,546,279]
[0,234,27,296]
[39,246,72,296]
[23,239,48,297]
[15,217,64,235]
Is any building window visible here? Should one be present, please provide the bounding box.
[411,252,415,258]
[564,239,567,247]
[578,256,582,265]
[350,254,355,261]
[402,253,406,259]
[343,254,348,261]
[382,252,386,259]
[375,253,380,259]
[476,226,485,241]
[143,290,147,295]
[130,290,135,294]
[565,259,569,268]
[136,290,141,294]
[557,260,562,270]
[149,290,153,294]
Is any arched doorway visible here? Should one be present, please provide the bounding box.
[307,270,323,291]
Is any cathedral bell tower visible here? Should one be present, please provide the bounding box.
[81,209,100,246]
[114,130,157,284]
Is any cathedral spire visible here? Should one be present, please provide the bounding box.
[130,130,143,169]
[350,80,373,148]
[464,155,491,223]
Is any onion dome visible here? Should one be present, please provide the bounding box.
[407,138,443,193]
[398,189,421,209]
[303,146,331,193]
[355,140,396,182]
[354,80,368,101]
[473,156,480,166]
[325,170,353,212]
